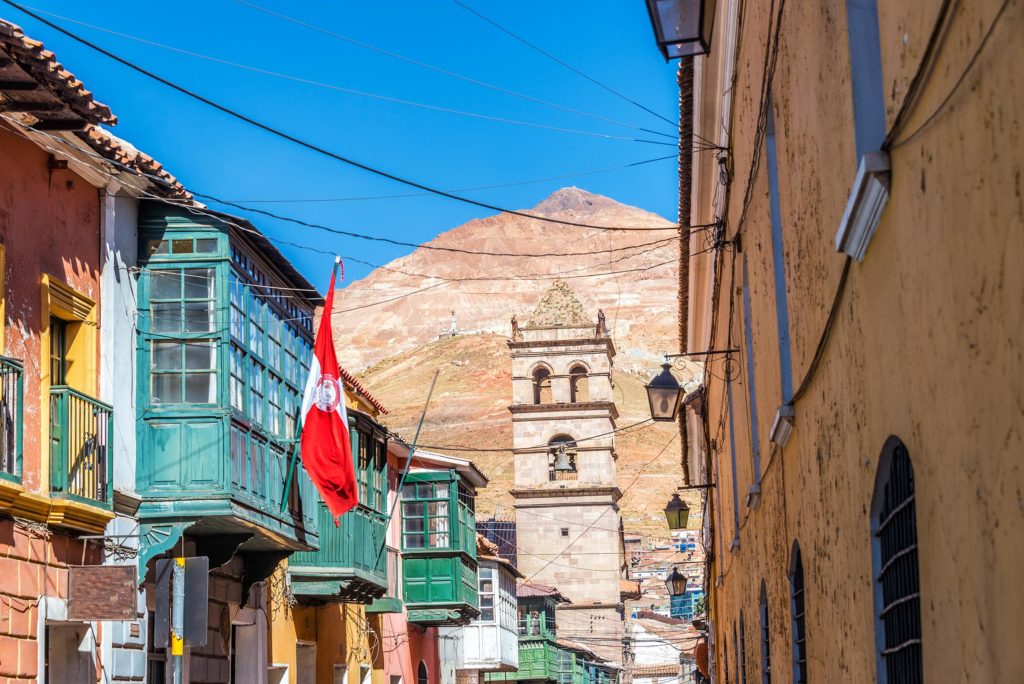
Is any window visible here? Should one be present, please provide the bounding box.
[760,581,771,684]
[569,365,589,403]
[417,662,428,684]
[733,623,739,684]
[361,664,372,684]
[49,317,67,385]
[844,0,886,158]
[358,431,371,504]
[872,438,922,684]
[724,629,730,684]
[739,612,748,684]
[789,543,808,684]
[333,666,348,684]
[149,268,217,404]
[532,367,552,404]
[230,344,245,412]
[478,566,496,621]
[560,527,569,537]
[146,611,165,683]
[249,359,265,424]
[765,96,793,403]
[548,435,578,481]
[401,481,450,549]
[296,643,316,684]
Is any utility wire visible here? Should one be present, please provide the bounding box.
[0,0,675,232]
[451,0,676,128]
[14,121,690,261]
[17,6,674,147]
[220,155,677,203]
[231,0,677,140]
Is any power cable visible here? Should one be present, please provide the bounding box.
[17,6,674,147]
[232,0,677,140]
[0,1,675,232]
[451,0,676,128]
[220,155,677,203]
[888,0,1014,149]
[15,121,691,260]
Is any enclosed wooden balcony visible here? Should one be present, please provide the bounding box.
[288,502,388,603]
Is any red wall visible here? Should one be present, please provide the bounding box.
[0,124,102,491]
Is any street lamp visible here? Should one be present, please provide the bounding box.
[664,493,690,530]
[644,0,717,60]
[665,566,688,597]
[646,363,683,422]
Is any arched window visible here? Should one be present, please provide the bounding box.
[569,364,589,403]
[532,367,552,404]
[547,435,577,481]
[417,661,428,684]
[723,629,731,684]
[789,543,807,684]
[871,438,922,684]
[760,581,771,684]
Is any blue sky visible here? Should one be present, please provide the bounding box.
[7,1,679,290]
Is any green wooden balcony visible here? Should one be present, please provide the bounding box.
[49,386,113,509]
[404,551,479,625]
[288,502,387,603]
[0,356,23,482]
[488,641,560,683]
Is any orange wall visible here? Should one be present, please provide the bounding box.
[377,613,439,684]
[0,124,101,492]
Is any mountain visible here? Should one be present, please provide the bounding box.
[333,188,679,374]
[335,189,702,537]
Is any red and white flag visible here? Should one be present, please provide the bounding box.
[301,261,357,522]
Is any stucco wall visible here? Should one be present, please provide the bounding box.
[0,124,102,492]
[691,0,1023,682]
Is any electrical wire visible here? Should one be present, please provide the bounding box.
[0,0,677,232]
[451,0,676,128]
[16,6,674,147]
[219,155,677,203]
[13,120,692,261]
[887,0,1014,149]
[231,0,678,140]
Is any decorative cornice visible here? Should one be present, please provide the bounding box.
[508,401,619,419]
[508,338,616,353]
[511,486,622,502]
[46,498,115,534]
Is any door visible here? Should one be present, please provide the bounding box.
[296,642,316,684]
[230,607,268,684]
[44,623,93,683]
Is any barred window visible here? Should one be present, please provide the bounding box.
[872,438,922,684]
[739,611,748,684]
[790,543,808,684]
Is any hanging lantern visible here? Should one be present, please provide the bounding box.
[644,0,717,60]
[646,363,684,422]
[664,492,690,530]
[665,566,688,597]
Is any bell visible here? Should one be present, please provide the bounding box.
[553,444,573,472]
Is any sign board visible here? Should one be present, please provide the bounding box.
[154,556,209,647]
[67,565,137,621]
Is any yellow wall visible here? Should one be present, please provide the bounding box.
[269,387,386,683]
[689,0,1022,682]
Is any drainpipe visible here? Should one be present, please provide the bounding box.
[678,58,694,486]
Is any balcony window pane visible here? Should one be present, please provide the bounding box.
[183,302,213,333]
[184,372,215,403]
[151,303,180,332]
[171,239,193,254]
[185,341,215,370]
[151,270,180,300]
[152,342,181,370]
[428,533,449,548]
[403,517,424,533]
[196,239,217,253]
[404,534,424,549]
[152,374,181,404]
[403,502,424,518]
[147,240,168,256]
[184,268,214,299]
[428,501,448,517]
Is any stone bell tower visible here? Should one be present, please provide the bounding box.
[509,281,624,664]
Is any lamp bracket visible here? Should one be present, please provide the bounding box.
[677,483,716,490]
[665,349,738,359]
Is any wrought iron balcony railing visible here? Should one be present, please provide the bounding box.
[49,386,113,509]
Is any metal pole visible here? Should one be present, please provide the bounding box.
[373,368,440,565]
[171,556,185,684]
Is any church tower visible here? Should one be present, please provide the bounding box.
[509,281,624,664]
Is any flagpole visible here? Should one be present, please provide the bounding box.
[374,368,440,565]
[281,256,342,513]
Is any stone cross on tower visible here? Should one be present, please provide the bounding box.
[508,280,624,664]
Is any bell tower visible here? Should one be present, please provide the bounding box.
[508,281,624,664]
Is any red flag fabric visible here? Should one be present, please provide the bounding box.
[300,265,356,523]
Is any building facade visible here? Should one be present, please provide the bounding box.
[509,282,625,665]
[672,0,1023,682]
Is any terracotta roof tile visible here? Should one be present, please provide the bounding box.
[77,125,190,200]
[0,20,115,126]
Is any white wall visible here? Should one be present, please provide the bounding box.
[99,190,139,494]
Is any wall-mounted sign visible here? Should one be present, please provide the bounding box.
[68,565,137,621]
